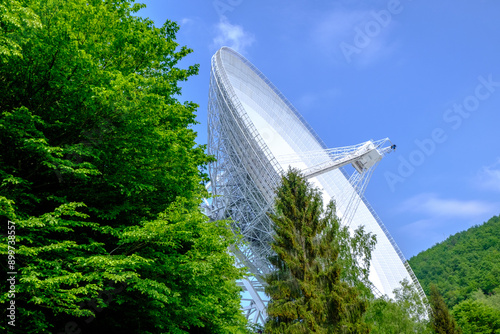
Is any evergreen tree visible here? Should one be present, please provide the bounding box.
[430,284,462,334]
[264,168,372,333]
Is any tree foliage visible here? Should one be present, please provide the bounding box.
[0,0,41,59]
[429,284,462,334]
[364,279,431,334]
[409,214,500,333]
[452,290,500,334]
[470,288,500,310]
[264,168,373,333]
[0,0,246,333]
[409,215,500,308]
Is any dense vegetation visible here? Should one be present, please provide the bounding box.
[265,169,374,333]
[409,215,500,307]
[429,284,462,334]
[360,214,500,334]
[263,169,439,333]
[363,279,430,334]
[409,215,500,334]
[0,0,247,333]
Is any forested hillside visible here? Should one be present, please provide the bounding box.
[409,215,500,308]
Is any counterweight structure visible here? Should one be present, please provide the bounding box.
[206,47,424,323]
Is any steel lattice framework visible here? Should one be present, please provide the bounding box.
[206,47,425,324]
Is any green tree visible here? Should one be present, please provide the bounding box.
[0,0,41,59]
[0,0,246,333]
[409,215,500,308]
[430,284,462,334]
[470,288,500,311]
[264,168,373,333]
[453,297,500,334]
[364,279,431,334]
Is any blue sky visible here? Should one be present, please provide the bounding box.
[138,0,500,258]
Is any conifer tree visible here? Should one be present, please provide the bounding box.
[264,168,372,333]
[430,284,462,334]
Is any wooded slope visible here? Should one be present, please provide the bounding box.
[409,214,500,308]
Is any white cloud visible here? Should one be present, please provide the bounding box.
[397,191,499,256]
[399,218,438,238]
[179,18,194,26]
[314,10,369,50]
[476,158,500,192]
[400,193,496,218]
[212,17,254,55]
[312,8,399,66]
[397,217,461,256]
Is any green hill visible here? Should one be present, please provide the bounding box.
[408,214,500,308]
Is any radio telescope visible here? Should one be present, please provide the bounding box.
[205,46,424,323]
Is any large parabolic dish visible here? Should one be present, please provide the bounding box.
[207,47,424,303]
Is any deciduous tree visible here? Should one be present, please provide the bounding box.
[0,1,246,333]
[364,279,431,334]
[408,215,500,308]
[0,0,41,59]
[453,298,500,334]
